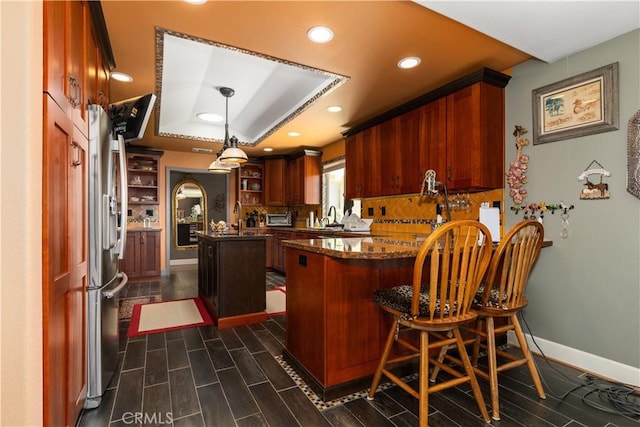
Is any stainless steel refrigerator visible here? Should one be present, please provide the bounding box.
[85,94,156,408]
[86,104,129,409]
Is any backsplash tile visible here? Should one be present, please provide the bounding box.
[362,189,504,235]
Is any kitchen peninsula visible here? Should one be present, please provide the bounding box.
[198,231,269,328]
[283,234,424,400]
[283,234,551,400]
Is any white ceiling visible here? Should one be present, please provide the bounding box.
[418,0,640,63]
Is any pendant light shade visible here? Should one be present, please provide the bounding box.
[219,136,248,163]
[208,150,239,174]
[218,87,248,164]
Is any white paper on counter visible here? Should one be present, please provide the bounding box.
[479,207,501,242]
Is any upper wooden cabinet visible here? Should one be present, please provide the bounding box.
[344,69,509,197]
[287,151,322,205]
[444,82,505,191]
[44,1,114,133]
[264,158,287,206]
[345,127,381,199]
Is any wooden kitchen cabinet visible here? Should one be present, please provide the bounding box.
[286,151,322,205]
[344,72,507,197]
[345,127,381,199]
[444,82,505,191]
[44,1,112,135]
[122,229,161,280]
[239,161,264,206]
[42,2,113,426]
[264,158,287,206]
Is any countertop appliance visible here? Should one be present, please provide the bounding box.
[85,94,156,408]
[266,212,292,227]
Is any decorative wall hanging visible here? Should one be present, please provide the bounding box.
[578,160,611,200]
[532,62,619,145]
[507,125,529,205]
[628,110,640,199]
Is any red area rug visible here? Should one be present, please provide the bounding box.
[127,297,212,337]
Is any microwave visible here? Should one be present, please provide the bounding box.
[266,212,292,227]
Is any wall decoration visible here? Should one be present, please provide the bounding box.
[532,62,619,144]
[506,125,529,205]
[578,160,611,200]
[628,110,640,199]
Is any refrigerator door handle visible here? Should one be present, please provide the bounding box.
[115,134,128,260]
[103,272,129,300]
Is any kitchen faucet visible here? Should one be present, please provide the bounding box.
[327,205,337,225]
[234,200,242,233]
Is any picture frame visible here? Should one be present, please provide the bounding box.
[532,62,619,145]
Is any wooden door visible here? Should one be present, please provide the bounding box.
[264,158,286,206]
[418,99,448,187]
[43,1,67,109]
[122,231,141,279]
[344,135,362,199]
[286,156,303,204]
[68,124,88,424]
[140,231,161,277]
[379,118,402,196]
[302,155,321,205]
[446,83,504,191]
[43,95,86,427]
[397,110,423,194]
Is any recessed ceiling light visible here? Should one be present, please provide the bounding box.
[307,26,334,43]
[263,147,274,152]
[196,112,224,122]
[288,132,301,137]
[327,105,343,113]
[110,71,133,82]
[397,57,422,69]
[184,0,207,4]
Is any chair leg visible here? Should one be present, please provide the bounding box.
[511,314,546,399]
[486,316,500,420]
[368,317,398,400]
[419,331,430,427]
[453,328,490,423]
[428,330,452,383]
[471,318,484,367]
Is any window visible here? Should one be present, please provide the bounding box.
[322,159,360,223]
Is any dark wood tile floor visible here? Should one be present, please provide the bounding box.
[78,266,639,426]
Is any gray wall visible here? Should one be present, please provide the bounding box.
[505,30,639,373]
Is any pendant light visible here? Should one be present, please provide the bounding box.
[208,149,237,174]
[218,87,248,164]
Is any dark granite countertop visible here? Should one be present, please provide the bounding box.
[197,231,271,241]
[283,232,553,260]
[282,232,430,260]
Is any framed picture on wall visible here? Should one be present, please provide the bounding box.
[532,62,619,144]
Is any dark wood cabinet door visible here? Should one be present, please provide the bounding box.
[122,232,141,279]
[344,135,362,199]
[346,130,380,199]
[446,82,504,191]
[286,156,302,204]
[140,231,161,277]
[379,118,402,196]
[418,99,448,186]
[43,94,87,427]
[264,158,286,206]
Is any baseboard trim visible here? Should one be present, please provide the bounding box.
[507,331,640,387]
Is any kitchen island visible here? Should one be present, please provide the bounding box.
[198,231,270,328]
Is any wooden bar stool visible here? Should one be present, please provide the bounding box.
[367,220,493,427]
[431,220,546,420]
